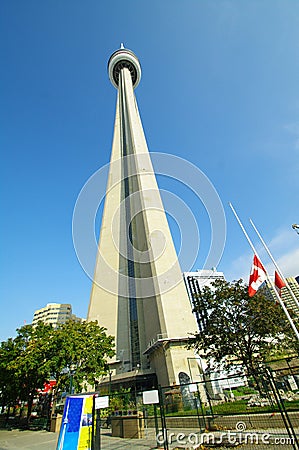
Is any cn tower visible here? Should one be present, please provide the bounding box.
[87,46,197,388]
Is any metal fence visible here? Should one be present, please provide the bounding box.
[94,362,299,449]
[157,365,299,449]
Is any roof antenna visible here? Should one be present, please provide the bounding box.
[120,43,125,49]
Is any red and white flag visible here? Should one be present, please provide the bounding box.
[274,271,286,297]
[248,255,267,297]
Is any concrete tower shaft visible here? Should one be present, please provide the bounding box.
[87,47,197,387]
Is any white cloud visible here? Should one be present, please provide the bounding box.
[267,228,294,251]
[284,122,299,151]
[225,251,252,282]
[275,247,299,277]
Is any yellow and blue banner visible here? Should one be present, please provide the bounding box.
[56,394,94,450]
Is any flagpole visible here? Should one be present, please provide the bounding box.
[229,203,258,255]
[229,203,299,341]
[249,218,299,310]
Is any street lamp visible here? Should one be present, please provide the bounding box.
[292,224,299,235]
[61,365,76,394]
[69,365,76,394]
[108,371,112,394]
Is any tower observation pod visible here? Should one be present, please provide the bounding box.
[108,46,141,89]
[87,46,198,389]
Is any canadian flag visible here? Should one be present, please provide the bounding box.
[274,271,286,297]
[248,255,267,297]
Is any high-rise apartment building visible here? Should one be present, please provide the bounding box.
[183,269,225,331]
[265,276,299,320]
[184,269,225,300]
[32,303,81,328]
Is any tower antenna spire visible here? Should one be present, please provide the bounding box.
[120,42,125,49]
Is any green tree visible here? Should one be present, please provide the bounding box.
[0,320,115,422]
[1,323,54,421]
[47,320,115,400]
[189,279,291,387]
[283,326,299,358]
[0,338,22,414]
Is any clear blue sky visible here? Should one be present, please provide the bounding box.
[1,0,299,341]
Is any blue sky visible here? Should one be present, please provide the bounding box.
[1,0,299,341]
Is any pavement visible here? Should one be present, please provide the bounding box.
[0,429,162,450]
[0,429,159,450]
[0,428,297,450]
[0,430,58,450]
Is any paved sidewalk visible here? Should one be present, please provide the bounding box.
[0,430,58,450]
[0,429,159,450]
[0,428,296,449]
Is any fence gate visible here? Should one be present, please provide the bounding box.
[158,365,299,449]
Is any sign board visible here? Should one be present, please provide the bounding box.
[56,394,94,450]
[95,395,109,410]
[142,389,159,405]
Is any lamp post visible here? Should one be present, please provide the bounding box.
[108,371,112,394]
[292,224,299,235]
[69,372,73,395]
[67,365,76,395]
[107,360,122,394]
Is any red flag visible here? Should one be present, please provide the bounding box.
[274,271,286,297]
[248,255,267,297]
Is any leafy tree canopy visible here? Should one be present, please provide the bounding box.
[0,320,114,418]
[47,320,115,393]
[189,279,293,377]
[1,322,54,418]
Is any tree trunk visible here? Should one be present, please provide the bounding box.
[26,394,34,423]
[5,405,11,425]
[50,388,57,419]
[19,405,24,418]
[245,360,264,396]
